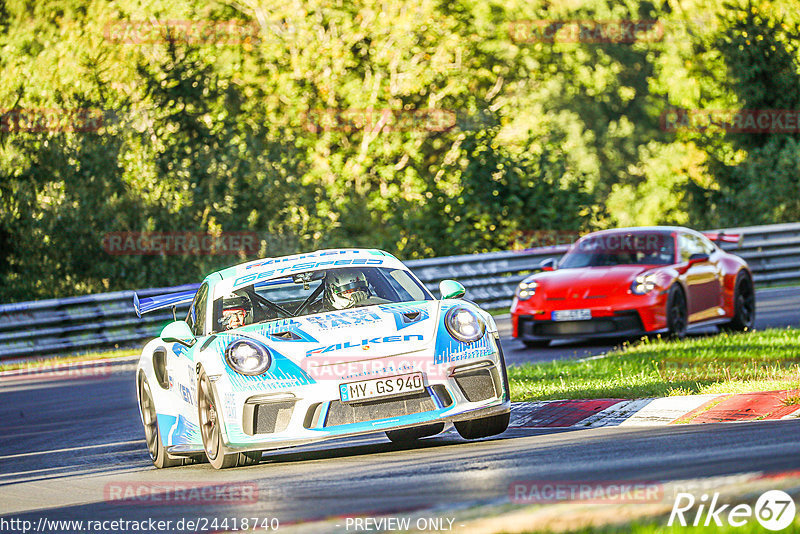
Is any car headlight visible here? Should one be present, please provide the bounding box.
[445,305,486,343]
[631,272,661,295]
[225,339,272,375]
[516,280,538,300]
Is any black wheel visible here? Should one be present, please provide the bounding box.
[138,376,182,468]
[523,339,550,348]
[386,423,445,443]
[198,370,261,469]
[666,285,688,340]
[722,272,756,332]
[454,412,509,440]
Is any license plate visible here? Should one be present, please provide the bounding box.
[552,309,592,321]
[339,373,424,403]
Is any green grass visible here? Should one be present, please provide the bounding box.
[0,347,139,372]
[546,517,800,534]
[509,328,800,401]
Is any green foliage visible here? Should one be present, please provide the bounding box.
[0,0,798,301]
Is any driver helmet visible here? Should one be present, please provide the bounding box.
[220,292,252,330]
[325,269,370,310]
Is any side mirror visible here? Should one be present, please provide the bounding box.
[539,257,557,272]
[161,320,196,347]
[439,280,466,300]
[688,253,710,266]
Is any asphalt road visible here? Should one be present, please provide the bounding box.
[1,286,798,531]
[499,286,800,366]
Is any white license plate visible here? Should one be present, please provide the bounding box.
[552,309,592,321]
[339,373,424,403]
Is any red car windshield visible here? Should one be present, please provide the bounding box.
[559,232,675,268]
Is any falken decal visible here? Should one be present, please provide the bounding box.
[305,334,424,357]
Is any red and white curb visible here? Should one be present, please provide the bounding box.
[509,390,800,428]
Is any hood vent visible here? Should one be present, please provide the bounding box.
[402,311,421,322]
[269,331,301,341]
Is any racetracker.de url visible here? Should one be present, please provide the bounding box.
[0,516,280,533]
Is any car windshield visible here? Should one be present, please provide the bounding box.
[559,232,675,268]
[212,266,432,332]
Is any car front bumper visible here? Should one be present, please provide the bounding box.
[510,292,670,342]
[170,337,511,455]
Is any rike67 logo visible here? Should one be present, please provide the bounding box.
[669,490,796,530]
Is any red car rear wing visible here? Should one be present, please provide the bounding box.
[702,231,742,246]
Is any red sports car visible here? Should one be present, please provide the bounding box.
[510,226,755,347]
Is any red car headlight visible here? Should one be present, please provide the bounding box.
[515,281,538,300]
[631,272,664,295]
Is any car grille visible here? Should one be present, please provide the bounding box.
[324,391,437,427]
[521,311,643,337]
[453,368,497,402]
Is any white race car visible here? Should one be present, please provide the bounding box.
[134,249,510,469]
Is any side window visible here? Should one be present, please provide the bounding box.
[698,235,716,255]
[186,283,209,337]
[678,233,704,262]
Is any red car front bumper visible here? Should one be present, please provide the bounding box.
[510,291,670,342]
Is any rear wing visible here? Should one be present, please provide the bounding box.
[133,289,197,319]
[702,231,742,246]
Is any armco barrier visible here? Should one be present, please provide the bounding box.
[1,223,799,360]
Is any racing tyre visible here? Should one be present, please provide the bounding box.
[721,272,755,332]
[666,285,688,340]
[454,412,510,440]
[198,370,261,469]
[386,423,445,443]
[138,376,183,468]
[523,340,550,348]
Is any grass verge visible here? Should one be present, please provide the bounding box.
[509,328,800,401]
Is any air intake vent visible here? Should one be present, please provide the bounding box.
[453,369,497,402]
[325,391,436,427]
[243,400,295,435]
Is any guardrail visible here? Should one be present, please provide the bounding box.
[2,222,799,360]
